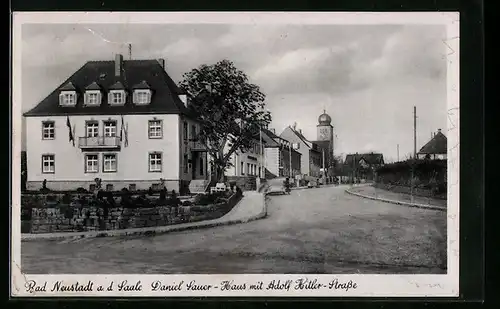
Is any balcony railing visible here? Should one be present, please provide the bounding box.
[78,136,121,149]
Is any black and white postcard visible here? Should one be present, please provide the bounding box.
[11,12,460,297]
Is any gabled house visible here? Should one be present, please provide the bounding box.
[417,129,447,160]
[344,152,385,181]
[23,54,207,193]
[280,126,321,177]
[262,128,302,178]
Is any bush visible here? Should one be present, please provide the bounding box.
[62,193,72,204]
[76,187,88,193]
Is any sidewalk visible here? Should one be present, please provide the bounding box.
[21,192,267,242]
[346,185,446,211]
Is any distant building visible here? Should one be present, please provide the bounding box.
[280,126,322,178]
[417,129,447,160]
[262,128,302,178]
[310,110,335,180]
[23,54,208,193]
[344,152,385,181]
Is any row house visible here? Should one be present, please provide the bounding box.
[279,126,322,178]
[23,54,208,193]
[262,128,302,178]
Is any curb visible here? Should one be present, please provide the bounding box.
[21,194,269,242]
[345,189,446,212]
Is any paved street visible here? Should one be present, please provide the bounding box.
[21,185,447,274]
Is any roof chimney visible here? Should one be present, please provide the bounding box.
[157,58,165,70]
[270,128,276,134]
[438,128,442,133]
[115,54,123,77]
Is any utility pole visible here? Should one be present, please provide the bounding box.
[322,148,326,184]
[128,44,132,60]
[411,106,417,203]
[289,143,293,178]
[397,144,400,162]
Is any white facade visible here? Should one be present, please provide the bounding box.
[223,139,264,178]
[25,114,206,192]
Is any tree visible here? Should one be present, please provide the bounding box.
[179,60,272,182]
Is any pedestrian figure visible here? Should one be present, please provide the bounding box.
[283,178,291,195]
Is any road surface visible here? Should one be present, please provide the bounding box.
[21,185,447,274]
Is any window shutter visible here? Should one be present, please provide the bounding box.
[84,93,88,105]
[132,91,138,104]
[147,91,152,104]
[97,92,102,105]
[108,92,113,104]
[59,93,64,105]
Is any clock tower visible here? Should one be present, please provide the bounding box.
[317,110,333,142]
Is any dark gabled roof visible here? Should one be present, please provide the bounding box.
[344,152,384,166]
[132,80,151,90]
[108,81,126,90]
[85,81,102,90]
[262,128,301,154]
[24,59,193,117]
[60,82,76,91]
[289,127,311,148]
[418,131,447,154]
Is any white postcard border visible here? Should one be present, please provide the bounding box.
[11,11,460,298]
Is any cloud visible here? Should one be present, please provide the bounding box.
[19,23,448,159]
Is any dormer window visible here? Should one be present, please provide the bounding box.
[132,80,152,105]
[108,90,126,105]
[59,91,77,106]
[84,82,102,106]
[84,90,102,106]
[133,90,152,105]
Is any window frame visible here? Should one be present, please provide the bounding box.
[241,162,244,175]
[134,90,152,105]
[148,152,163,173]
[148,120,163,139]
[59,91,77,106]
[85,121,99,138]
[84,90,102,106]
[109,90,126,105]
[183,154,189,173]
[103,120,118,137]
[41,154,55,174]
[41,121,55,140]
[102,153,118,173]
[84,154,99,173]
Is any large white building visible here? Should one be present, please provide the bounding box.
[23,54,208,193]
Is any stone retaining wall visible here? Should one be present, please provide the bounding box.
[23,203,232,234]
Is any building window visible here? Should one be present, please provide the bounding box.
[41,154,55,173]
[109,91,126,105]
[85,154,99,173]
[103,121,117,137]
[183,121,188,141]
[59,91,76,106]
[42,121,55,140]
[85,91,101,106]
[191,124,196,141]
[103,154,117,172]
[199,157,204,176]
[183,154,188,173]
[241,162,244,175]
[149,152,162,172]
[148,120,163,139]
[134,90,151,105]
[86,122,99,137]
[247,163,250,175]
[106,184,114,191]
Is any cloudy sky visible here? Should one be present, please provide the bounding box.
[21,23,447,161]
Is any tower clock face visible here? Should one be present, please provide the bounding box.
[319,128,329,140]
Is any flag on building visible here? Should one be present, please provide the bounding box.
[66,116,74,146]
